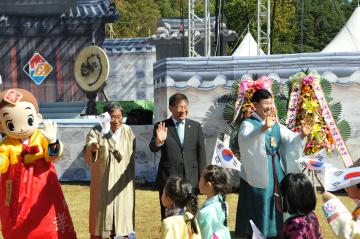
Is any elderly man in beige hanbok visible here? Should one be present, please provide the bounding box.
[84,103,136,239]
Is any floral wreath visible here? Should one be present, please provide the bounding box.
[287,72,329,154]
[221,70,351,167]
[283,70,352,166]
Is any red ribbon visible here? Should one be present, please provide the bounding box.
[20,144,40,162]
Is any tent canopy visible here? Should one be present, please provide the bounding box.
[322,6,360,53]
[232,31,265,56]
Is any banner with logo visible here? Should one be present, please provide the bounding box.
[211,138,241,171]
[23,53,53,85]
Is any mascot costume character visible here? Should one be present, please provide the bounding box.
[0,88,77,239]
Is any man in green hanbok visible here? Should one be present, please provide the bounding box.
[235,89,312,238]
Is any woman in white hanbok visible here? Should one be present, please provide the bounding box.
[234,89,311,238]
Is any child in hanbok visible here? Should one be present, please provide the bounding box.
[197,165,231,239]
[0,88,76,239]
[160,176,202,239]
[322,167,360,238]
[279,173,322,239]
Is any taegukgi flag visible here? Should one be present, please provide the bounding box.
[296,149,332,171]
[96,112,111,135]
[324,165,360,191]
[211,138,241,171]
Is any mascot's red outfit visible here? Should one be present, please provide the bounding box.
[0,130,77,238]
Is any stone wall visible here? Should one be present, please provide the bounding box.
[54,120,155,183]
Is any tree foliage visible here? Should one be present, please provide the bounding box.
[112,0,161,38]
[110,0,359,53]
[225,0,358,54]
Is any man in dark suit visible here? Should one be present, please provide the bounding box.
[149,93,206,219]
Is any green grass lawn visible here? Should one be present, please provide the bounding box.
[62,183,352,239]
[0,183,353,238]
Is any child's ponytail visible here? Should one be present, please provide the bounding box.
[220,196,228,226]
[185,192,198,215]
[185,192,199,234]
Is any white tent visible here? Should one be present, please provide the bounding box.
[232,32,265,56]
[322,6,360,52]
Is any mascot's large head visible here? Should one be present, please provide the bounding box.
[0,88,42,139]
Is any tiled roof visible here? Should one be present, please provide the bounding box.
[102,38,156,53]
[62,0,119,20]
[153,52,360,90]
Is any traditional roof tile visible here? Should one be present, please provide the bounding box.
[153,52,360,90]
[62,0,119,20]
[102,38,156,53]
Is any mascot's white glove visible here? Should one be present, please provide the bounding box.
[41,120,58,144]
